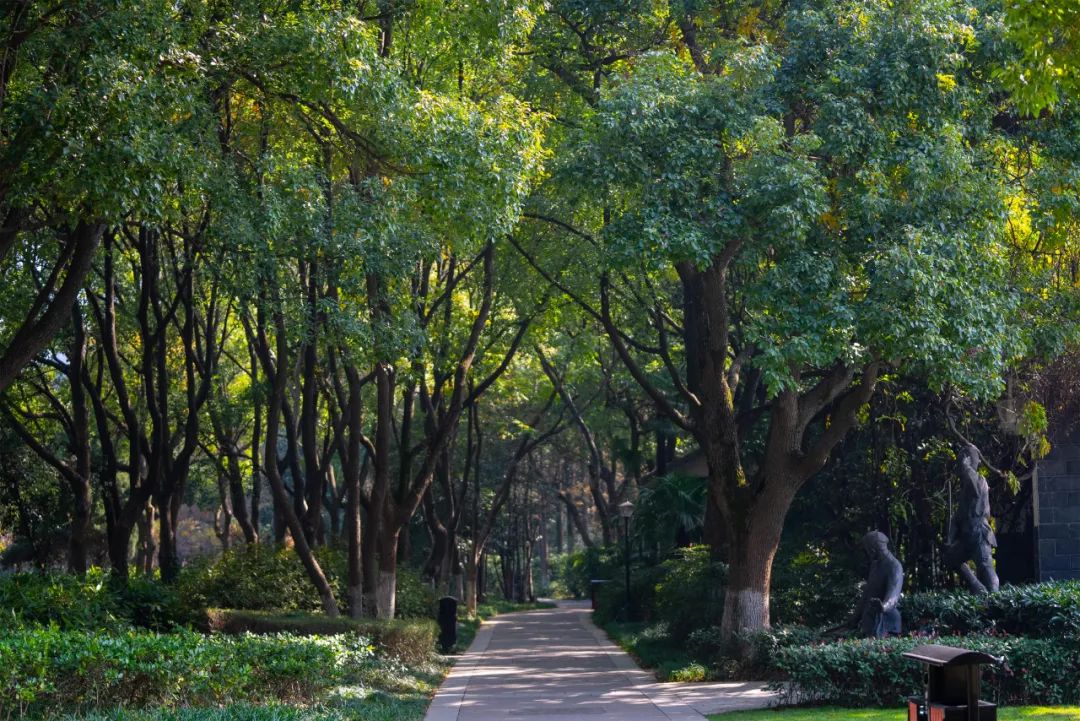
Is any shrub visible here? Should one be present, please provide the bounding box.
[595,546,725,637]
[0,570,186,631]
[902,581,1080,638]
[0,627,375,718]
[178,545,435,620]
[204,609,437,664]
[176,545,331,613]
[771,545,860,626]
[653,546,726,639]
[593,562,665,626]
[394,566,436,620]
[603,621,698,681]
[551,547,618,600]
[116,574,189,631]
[0,569,123,630]
[362,617,438,663]
[772,634,1080,707]
[684,623,822,679]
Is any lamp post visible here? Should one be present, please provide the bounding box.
[618,500,634,621]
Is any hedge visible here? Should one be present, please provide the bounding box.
[902,581,1080,638]
[204,608,438,663]
[772,634,1080,707]
[0,627,375,718]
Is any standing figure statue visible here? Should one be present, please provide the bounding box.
[847,531,904,638]
[944,442,999,594]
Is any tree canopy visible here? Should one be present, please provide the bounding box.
[1,0,1078,642]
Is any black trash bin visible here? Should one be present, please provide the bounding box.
[903,644,1001,721]
[437,596,458,652]
[589,579,611,610]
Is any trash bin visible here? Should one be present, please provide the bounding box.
[903,644,1001,721]
[589,579,611,610]
[437,596,458,652]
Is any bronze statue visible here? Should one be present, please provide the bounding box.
[851,531,904,638]
[944,442,999,594]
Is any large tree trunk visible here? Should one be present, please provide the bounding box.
[557,491,594,548]
[362,356,393,615]
[66,307,93,576]
[229,456,258,544]
[157,494,181,581]
[464,551,479,615]
[106,521,133,581]
[67,480,92,575]
[718,486,791,641]
[135,503,156,575]
[376,526,399,619]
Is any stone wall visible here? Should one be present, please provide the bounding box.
[1036,426,1080,580]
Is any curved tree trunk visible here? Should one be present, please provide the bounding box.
[0,222,104,394]
[263,305,339,617]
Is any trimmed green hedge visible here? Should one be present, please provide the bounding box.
[772,634,1080,707]
[204,608,438,663]
[0,627,375,718]
[903,582,1080,638]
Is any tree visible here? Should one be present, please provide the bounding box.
[521,0,1041,642]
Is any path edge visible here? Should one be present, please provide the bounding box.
[423,617,497,721]
[580,611,708,721]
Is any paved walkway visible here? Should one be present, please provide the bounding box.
[424,601,777,721]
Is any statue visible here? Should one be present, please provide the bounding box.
[828,531,904,638]
[944,442,999,594]
[845,531,904,638]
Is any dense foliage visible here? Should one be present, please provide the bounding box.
[0,570,186,631]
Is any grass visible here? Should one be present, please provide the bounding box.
[708,708,1080,720]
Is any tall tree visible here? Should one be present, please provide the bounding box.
[521,0,1053,641]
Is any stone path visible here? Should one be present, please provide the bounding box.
[424,601,777,721]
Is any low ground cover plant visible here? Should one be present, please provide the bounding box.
[204,609,438,663]
[0,627,376,718]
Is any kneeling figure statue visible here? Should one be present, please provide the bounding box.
[850,531,904,638]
